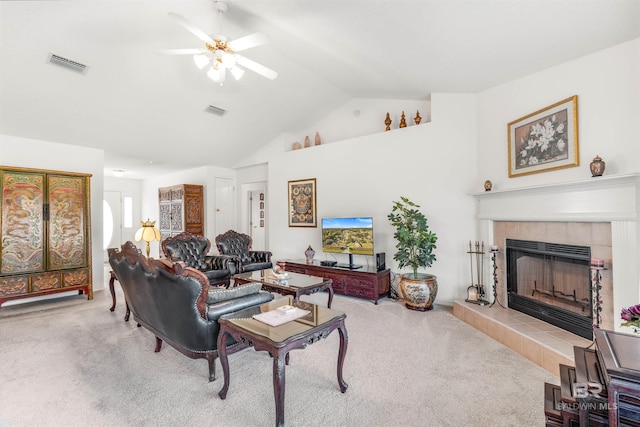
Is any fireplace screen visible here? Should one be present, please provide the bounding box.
[506,239,593,339]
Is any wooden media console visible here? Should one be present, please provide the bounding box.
[280,260,390,304]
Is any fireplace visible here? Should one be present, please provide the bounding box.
[506,239,593,339]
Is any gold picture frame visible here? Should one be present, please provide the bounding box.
[288,178,317,227]
[508,95,579,177]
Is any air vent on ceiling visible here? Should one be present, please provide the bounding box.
[205,105,227,116]
[48,53,87,73]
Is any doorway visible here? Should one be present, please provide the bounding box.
[249,190,267,250]
[103,191,122,262]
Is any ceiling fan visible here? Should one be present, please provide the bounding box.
[159,0,277,84]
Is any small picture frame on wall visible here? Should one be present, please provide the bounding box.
[507,95,579,178]
[259,193,264,201]
[260,211,264,218]
[260,202,264,209]
[288,178,317,227]
[260,220,264,227]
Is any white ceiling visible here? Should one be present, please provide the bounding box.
[1,0,639,179]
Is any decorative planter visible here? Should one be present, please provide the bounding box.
[399,273,438,311]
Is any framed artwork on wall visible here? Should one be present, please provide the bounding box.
[508,95,579,178]
[288,178,317,227]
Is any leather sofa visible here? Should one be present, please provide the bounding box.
[108,241,273,381]
[161,232,235,285]
[215,229,273,273]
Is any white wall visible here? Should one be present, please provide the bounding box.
[0,134,105,294]
[264,93,479,305]
[477,38,640,190]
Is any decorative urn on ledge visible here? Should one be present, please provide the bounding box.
[388,196,438,311]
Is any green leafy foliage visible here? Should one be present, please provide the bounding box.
[387,196,438,278]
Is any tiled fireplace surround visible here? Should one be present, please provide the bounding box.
[453,174,640,375]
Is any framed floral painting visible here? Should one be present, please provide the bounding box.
[288,178,317,227]
[508,95,579,177]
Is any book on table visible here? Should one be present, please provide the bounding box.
[252,306,310,327]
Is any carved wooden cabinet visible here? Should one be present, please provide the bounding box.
[0,166,92,306]
[158,184,204,240]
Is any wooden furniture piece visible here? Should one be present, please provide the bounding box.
[0,166,92,307]
[233,268,334,307]
[217,296,348,427]
[280,259,390,304]
[543,329,640,426]
[108,270,131,321]
[158,184,204,240]
[595,328,640,426]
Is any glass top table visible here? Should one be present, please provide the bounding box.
[233,268,334,308]
[217,297,348,427]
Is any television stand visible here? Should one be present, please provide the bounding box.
[280,260,390,304]
[335,263,362,270]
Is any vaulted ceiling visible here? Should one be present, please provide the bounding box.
[1,1,639,179]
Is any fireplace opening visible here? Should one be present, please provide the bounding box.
[506,239,593,339]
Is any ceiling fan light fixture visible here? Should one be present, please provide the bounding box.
[193,54,210,69]
[207,66,223,82]
[221,52,236,68]
[230,66,244,80]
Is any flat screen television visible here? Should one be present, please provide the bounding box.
[321,217,374,269]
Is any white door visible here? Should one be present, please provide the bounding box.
[103,191,122,261]
[215,178,234,237]
[250,190,266,250]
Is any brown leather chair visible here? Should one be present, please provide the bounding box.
[215,230,272,273]
[161,232,235,285]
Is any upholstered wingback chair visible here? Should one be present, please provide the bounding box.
[161,232,235,285]
[215,230,272,273]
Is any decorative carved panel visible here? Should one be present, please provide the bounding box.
[158,184,203,238]
[32,272,61,292]
[48,175,87,270]
[0,171,45,274]
[63,268,90,287]
[0,276,28,295]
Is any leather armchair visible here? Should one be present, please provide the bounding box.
[215,230,273,273]
[161,232,235,285]
[108,241,273,381]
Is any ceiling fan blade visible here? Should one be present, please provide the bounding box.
[236,55,278,80]
[168,12,214,44]
[227,32,269,52]
[157,48,207,55]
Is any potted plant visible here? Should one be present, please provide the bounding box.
[388,196,438,311]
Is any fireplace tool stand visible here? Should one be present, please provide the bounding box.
[466,241,489,305]
[489,248,505,308]
[586,259,606,348]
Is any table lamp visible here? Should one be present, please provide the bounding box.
[134,219,161,257]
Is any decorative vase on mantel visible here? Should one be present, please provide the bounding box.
[304,245,315,264]
[590,155,605,177]
[304,136,311,148]
[314,132,321,146]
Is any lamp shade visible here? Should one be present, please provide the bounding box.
[135,219,161,257]
[135,219,161,243]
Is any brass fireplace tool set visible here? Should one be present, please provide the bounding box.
[466,241,489,305]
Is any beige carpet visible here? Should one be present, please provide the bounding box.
[0,288,556,426]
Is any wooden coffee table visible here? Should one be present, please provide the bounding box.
[217,297,348,427]
[233,269,334,308]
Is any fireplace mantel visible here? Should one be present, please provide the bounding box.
[473,173,640,222]
[472,173,640,333]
